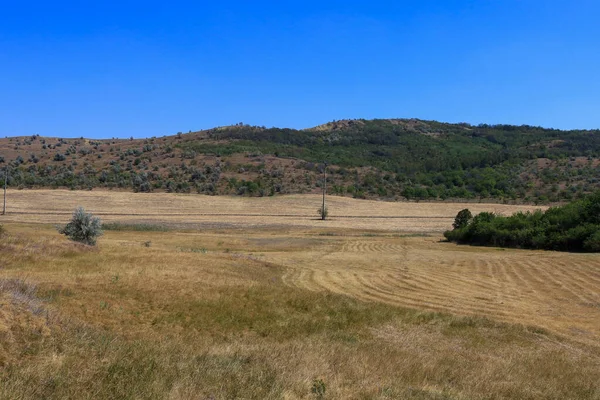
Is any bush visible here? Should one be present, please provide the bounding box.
[311,379,326,399]
[318,206,329,220]
[584,230,600,252]
[58,207,103,245]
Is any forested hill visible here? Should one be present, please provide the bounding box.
[1,118,600,203]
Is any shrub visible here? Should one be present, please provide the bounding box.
[311,379,326,399]
[58,207,103,245]
[584,230,600,252]
[318,206,329,220]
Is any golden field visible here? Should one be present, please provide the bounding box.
[2,189,540,231]
[1,190,599,399]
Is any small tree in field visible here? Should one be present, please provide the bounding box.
[58,207,103,245]
[318,206,328,220]
[453,208,473,230]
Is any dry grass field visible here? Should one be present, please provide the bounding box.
[1,190,600,399]
[2,189,539,231]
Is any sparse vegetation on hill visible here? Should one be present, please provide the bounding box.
[445,191,600,251]
[2,119,600,202]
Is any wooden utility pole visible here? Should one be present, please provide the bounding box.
[2,166,7,215]
[321,162,327,220]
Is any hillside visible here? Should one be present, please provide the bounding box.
[1,118,600,202]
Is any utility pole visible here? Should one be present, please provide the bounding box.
[2,165,7,215]
[321,162,327,220]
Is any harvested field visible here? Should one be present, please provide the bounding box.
[2,189,540,231]
[4,190,596,342]
[1,190,600,399]
[275,235,600,345]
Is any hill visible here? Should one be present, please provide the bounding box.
[1,118,600,202]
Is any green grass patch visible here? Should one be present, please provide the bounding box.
[102,222,170,232]
[393,233,432,238]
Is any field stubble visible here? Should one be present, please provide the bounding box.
[2,189,541,231]
[1,190,600,399]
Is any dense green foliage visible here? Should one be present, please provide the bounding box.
[453,209,473,230]
[58,207,103,245]
[191,121,600,171]
[444,191,600,252]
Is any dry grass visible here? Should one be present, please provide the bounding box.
[1,189,541,231]
[278,235,600,345]
[1,191,599,399]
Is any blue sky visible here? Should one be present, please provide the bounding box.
[1,1,599,138]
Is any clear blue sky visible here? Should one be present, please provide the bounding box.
[1,1,599,138]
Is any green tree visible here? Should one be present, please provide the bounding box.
[453,209,473,230]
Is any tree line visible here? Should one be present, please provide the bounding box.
[445,191,600,252]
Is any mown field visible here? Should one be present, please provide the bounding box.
[1,190,600,399]
[1,190,540,231]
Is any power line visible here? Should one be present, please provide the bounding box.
[2,165,8,215]
[321,161,327,220]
